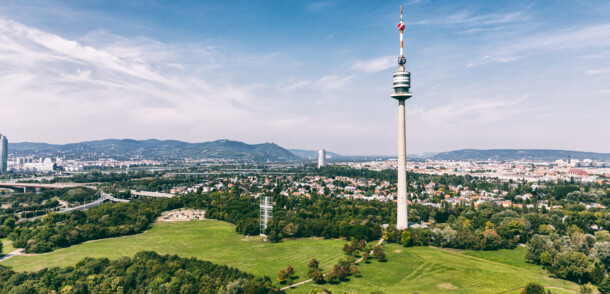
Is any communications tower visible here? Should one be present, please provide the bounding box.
[391,5,412,230]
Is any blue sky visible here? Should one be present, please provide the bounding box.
[0,0,608,155]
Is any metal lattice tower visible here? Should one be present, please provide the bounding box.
[259,196,273,236]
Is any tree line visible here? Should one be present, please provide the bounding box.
[0,251,277,293]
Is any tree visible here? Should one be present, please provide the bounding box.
[400,231,411,247]
[540,251,553,269]
[219,278,247,294]
[507,220,525,238]
[591,242,610,270]
[311,270,325,284]
[590,262,605,285]
[526,235,554,264]
[551,251,593,284]
[595,231,610,242]
[267,231,281,243]
[361,252,370,263]
[373,246,386,262]
[343,244,354,255]
[277,269,289,284]
[326,272,338,284]
[285,265,295,277]
[598,277,610,294]
[308,259,319,270]
[523,282,545,294]
[332,265,348,281]
[349,264,361,277]
[357,239,367,250]
[579,283,593,294]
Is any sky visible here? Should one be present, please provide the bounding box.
[0,0,608,155]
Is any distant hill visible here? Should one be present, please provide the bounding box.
[433,149,610,162]
[289,149,343,159]
[8,139,298,162]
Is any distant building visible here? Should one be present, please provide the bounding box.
[0,134,7,174]
[568,169,588,177]
[318,149,326,168]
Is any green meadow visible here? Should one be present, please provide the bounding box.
[1,220,583,293]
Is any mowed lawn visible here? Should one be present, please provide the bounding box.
[1,220,583,293]
[1,238,16,254]
[298,245,581,294]
[1,220,345,287]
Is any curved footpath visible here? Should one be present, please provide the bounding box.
[0,249,24,262]
[280,238,385,291]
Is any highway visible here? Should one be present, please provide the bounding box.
[19,192,130,222]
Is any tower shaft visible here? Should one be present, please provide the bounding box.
[396,100,408,229]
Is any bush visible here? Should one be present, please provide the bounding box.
[523,282,545,294]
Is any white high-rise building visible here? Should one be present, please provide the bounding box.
[318,149,326,168]
[0,134,7,174]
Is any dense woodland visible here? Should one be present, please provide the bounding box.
[8,198,182,253]
[0,251,277,293]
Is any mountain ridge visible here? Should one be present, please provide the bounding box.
[433,149,610,161]
[8,139,298,162]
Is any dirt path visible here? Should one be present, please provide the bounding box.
[497,286,579,294]
[0,249,24,262]
[280,238,385,291]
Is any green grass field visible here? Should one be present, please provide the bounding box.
[1,238,15,255]
[1,220,345,287]
[296,245,581,294]
[1,220,583,293]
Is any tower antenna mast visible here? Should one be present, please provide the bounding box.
[400,5,404,58]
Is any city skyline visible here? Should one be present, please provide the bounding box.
[0,0,609,155]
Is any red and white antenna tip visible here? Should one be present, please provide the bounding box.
[398,5,404,30]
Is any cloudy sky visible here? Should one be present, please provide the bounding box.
[0,0,608,155]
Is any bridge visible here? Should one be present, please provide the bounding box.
[19,192,130,222]
[59,192,130,213]
[0,183,88,193]
[130,190,175,198]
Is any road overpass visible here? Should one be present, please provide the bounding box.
[130,190,175,198]
[19,192,130,222]
[0,183,88,193]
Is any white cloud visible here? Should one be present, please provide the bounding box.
[351,56,395,73]
[411,10,530,26]
[585,68,610,75]
[409,95,528,126]
[315,74,355,90]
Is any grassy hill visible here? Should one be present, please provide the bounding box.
[1,220,344,287]
[1,220,583,293]
[300,246,581,293]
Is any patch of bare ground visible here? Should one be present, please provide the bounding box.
[437,283,459,290]
[156,209,206,222]
[393,249,402,253]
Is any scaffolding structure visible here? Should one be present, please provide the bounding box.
[259,196,273,236]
